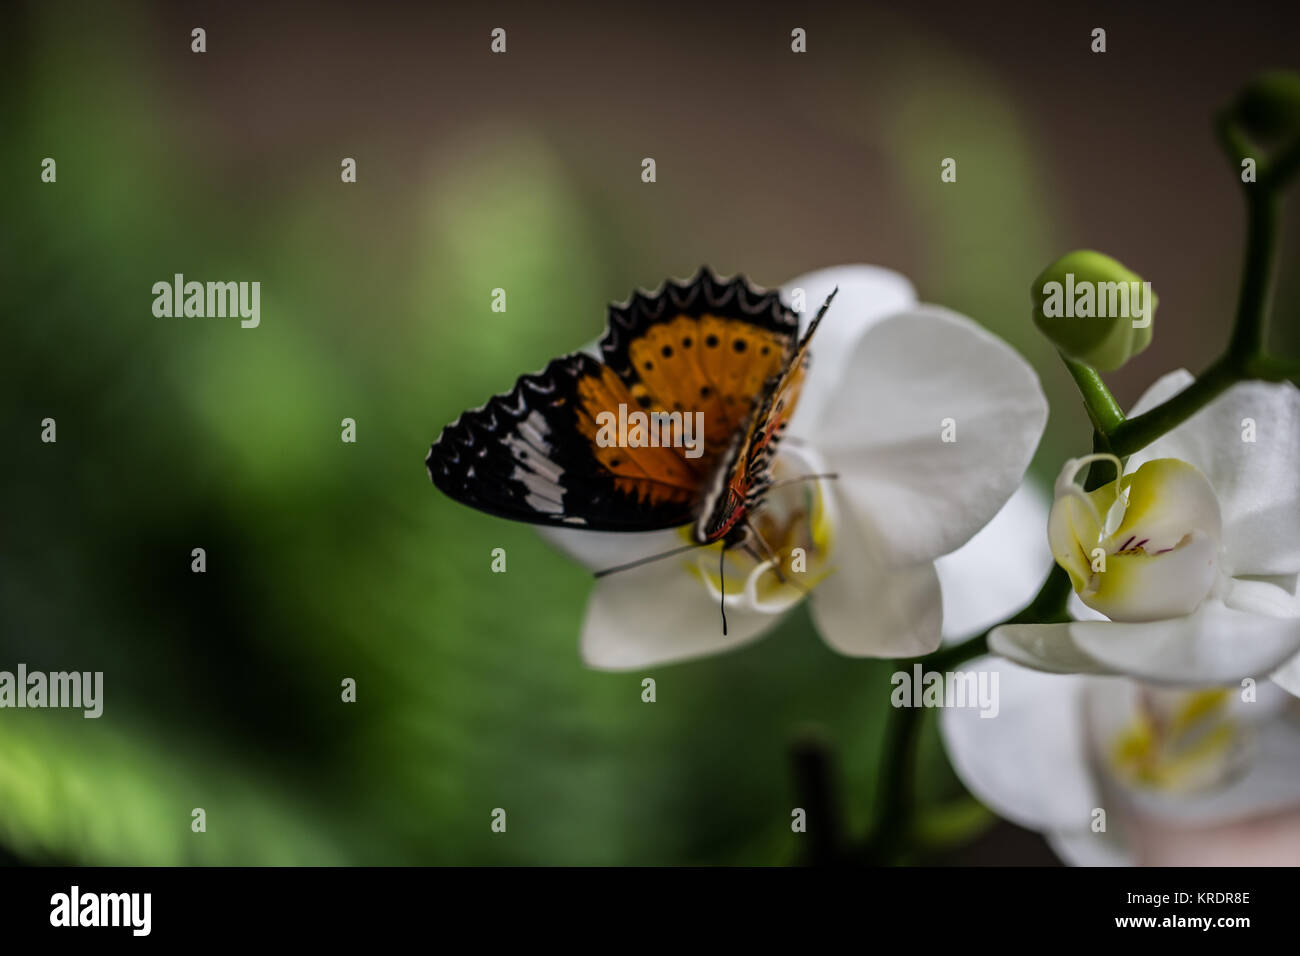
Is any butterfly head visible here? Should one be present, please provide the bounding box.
[697,483,754,545]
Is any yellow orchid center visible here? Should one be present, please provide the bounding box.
[687,455,836,614]
[1109,688,1244,793]
[1048,454,1223,621]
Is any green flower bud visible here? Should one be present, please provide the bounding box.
[1031,250,1156,372]
[1233,70,1300,144]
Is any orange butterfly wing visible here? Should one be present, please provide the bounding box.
[428,268,802,532]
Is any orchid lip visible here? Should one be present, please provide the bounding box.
[1050,455,1226,622]
[689,450,837,615]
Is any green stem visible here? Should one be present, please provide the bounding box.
[790,733,847,866]
[928,564,1073,673]
[1081,180,1282,459]
[867,704,923,863]
[1107,357,1237,457]
[1265,132,1300,188]
[1227,190,1278,362]
[1061,355,1125,438]
[863,565,1072,863]
[1107,186,1281,456]
[1248,353,1300,385]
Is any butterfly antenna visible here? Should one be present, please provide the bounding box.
[763,472,839,492]
[799,286,839,346]
[741,525,786,585]
[593,541,706,579]
[719,545,728,636]
[743,516,811,595]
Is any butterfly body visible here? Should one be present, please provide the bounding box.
[427,267,832,551]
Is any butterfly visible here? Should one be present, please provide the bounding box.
[426,267,836,624]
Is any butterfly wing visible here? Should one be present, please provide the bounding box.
[694,288,837,542]
[426,351,701,530]
[426,268,801,531]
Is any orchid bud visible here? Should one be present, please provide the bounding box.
[1048,454,1222,622]
[1032,251,1156,371]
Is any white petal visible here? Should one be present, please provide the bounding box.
[579,549,782,670]
[538,525,684,574]
[1080,529,1220,622]
[989,623,1115,675]
[1098,681,1300,828]
[1046,829,1133,867]
[808,492,942,657]
[809,306,1048,566]
[938,657,1102,833]
[1126,368,1196,417]
[1107,457,1223,555]
[1047,488,1103,594]
[1128,372,1300,576]
[1252,581,1300,696]
[1224,576,1300,617]
[935,480,1053,641]
[1069,596,1300,685]
[780,265,917,437]
[1068,590,1109,622]
[1272,652,1300,697]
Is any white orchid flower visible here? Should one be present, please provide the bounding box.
[541,265,1049,670]
[992,371,1300,690]
[942,657,1300,865]
[936,480,1053,641]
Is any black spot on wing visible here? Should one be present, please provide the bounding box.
[599,266,798,382]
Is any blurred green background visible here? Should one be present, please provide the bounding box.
[2,0,1297,865]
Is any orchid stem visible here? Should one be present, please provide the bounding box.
[1226,189,1278,362]
[866,704,924,864]
[791,732,847,866]
[1061,355,1125,438]
[1107,183,1283,457]
[1106,357,1238,457]
[860,565,1072,864]
[1060,150,1288,461]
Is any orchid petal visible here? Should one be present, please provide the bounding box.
[939,657,1102,832]
[579,546,781,670]
[1069,594,1300,685]
[780,265,917,436]
[989,623,1114,675]
[1128,371,1300,576]
[1083,530,1219,622]
[935,480,1053,640]
[807,306,1048,566]
[1045,830,1133,867]
[1272,652,1300,698]
[808,492,942,657]
[538,525,686,575]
